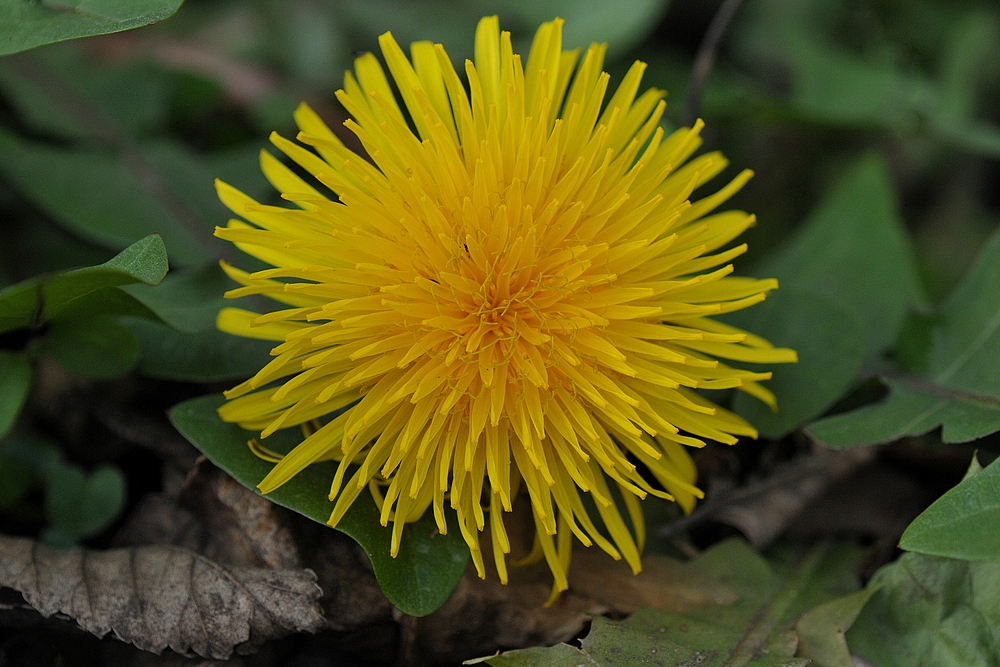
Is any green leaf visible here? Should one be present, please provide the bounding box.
[123,263,232,333]
[42,316,140,379]
[726,154,927,437]
[727,288,866,439]
[0,234,168,334]
[121,263,275,382]
[168,394,469,616]
[926,11,1000,160]
[795,587,880,667]
[0,130,216,266]
[732,0,935,131]
[0,51,169,140]
[43,461,127,545]
[753,154,927,357]
[483,0,670,58]
[0,0,183,56]
[0,435,51,509]
[899,456,1000,561]
[808,379,1000,447]
[0,352,32,439]
[488,540,861,667]
[847,552,1000,666]
[127,319,273,382]
[0,450,34,508]
[810,226,1000,447]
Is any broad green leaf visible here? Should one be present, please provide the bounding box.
[169,394,470,617]
[926,11,1000,160]
[4,216,114,278]
[43,461,127,546]
[0,130,214,266]
[0,234,168,334]
[847,553,1000,666]
[42,316,140,379]
[0,0,183,56]
[123,264,231,333]
[482,0,670,58]
[795,588,880,667]
[753,154,926,356]
[810,226,1000,447]
[727,288,866,438]
[732,0,935,131]
[122,264,275,381]
[0,352,32,439]
[899,456,1000,561]
[340,0,669,68]
[488,540,861,667]
[731,0,1000,160]
[128,319,273,382]
[0,51,169,141]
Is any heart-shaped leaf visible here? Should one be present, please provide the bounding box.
[43,461,127,546]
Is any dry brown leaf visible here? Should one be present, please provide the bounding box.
[712,447,874,548]
[0,536,325,660]
[417,562,602,664]
[567,548,738,615]
[179,461,302,570]
[416,497,737,663]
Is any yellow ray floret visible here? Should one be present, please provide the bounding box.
[214,15,796,601]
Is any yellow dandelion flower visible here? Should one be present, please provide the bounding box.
[213,16,797,601]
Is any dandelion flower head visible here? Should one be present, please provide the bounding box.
[213,16,797,600]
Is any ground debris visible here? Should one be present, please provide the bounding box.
[0,535,326,660]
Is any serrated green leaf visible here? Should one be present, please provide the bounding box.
[42,316,140,379]
[795,587,880,667]
[488,540,861,667]
[727,287,865,438]
[0,234,167,334]
[43,461,127,545]
[127,319,273,382]
[753,154,926,356]
[808,379,1000,447]
[899,456,1000,561]
[0,352,32,439]
[810,226,1000,447]
[847,552,1000,666]
[168,394,469,616]
[0,0,184,56]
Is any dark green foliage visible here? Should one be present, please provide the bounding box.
[1,0,1000,648]
[0,0,184,56]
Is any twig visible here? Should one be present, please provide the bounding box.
[682,0,747,126]
[657,446,874,541]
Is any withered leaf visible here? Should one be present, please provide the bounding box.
[568,549,738,615]
[0,535,325,659]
